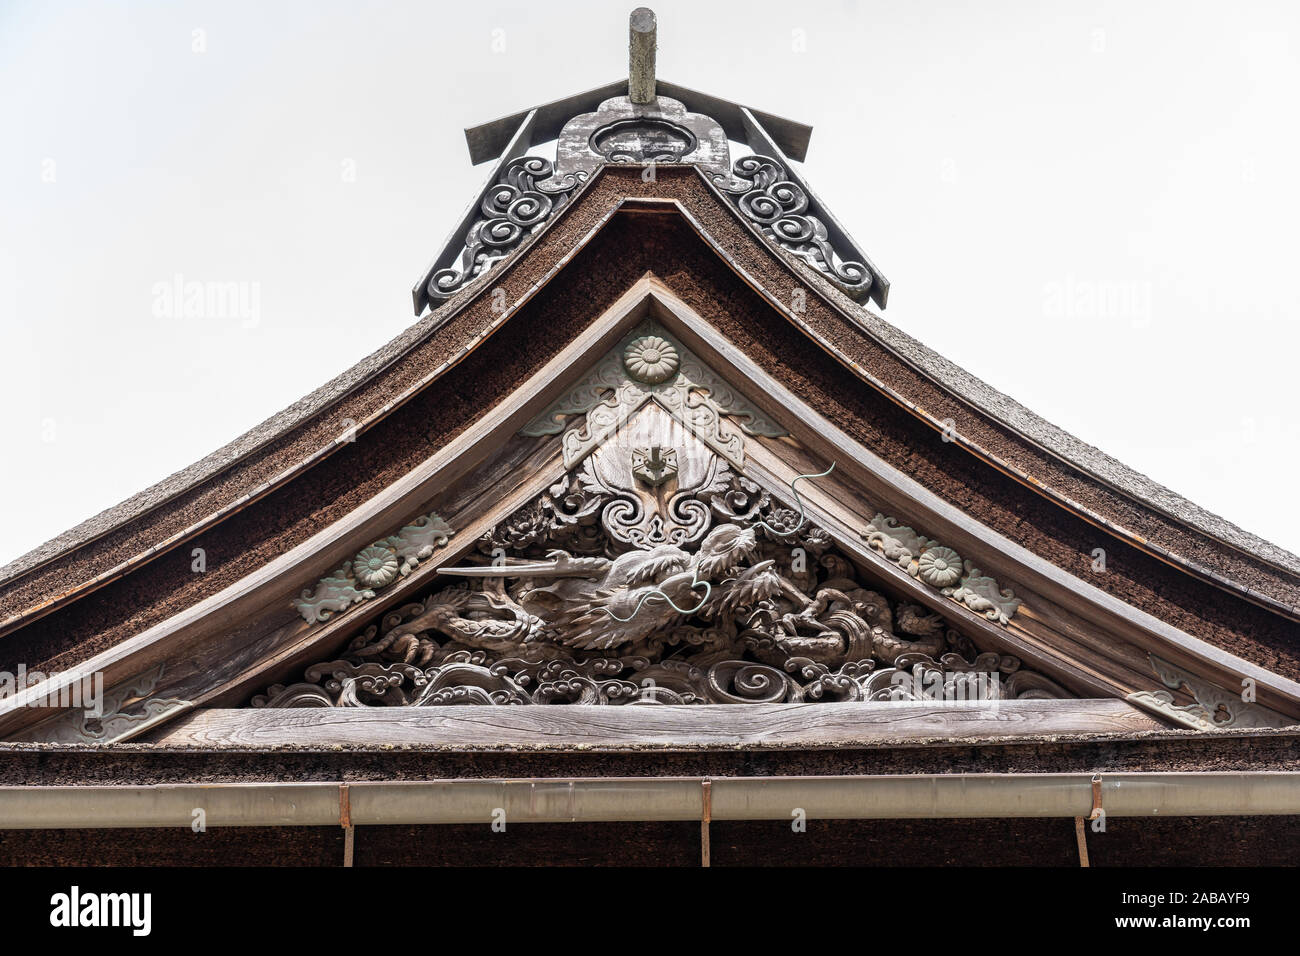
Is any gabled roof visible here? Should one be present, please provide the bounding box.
[0,161,1296,748]
[3,165,1295,608]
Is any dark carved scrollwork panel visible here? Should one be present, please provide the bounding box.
[716,155,874,298]
[426,157,586,304]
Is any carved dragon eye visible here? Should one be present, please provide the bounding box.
[623,335,680,384]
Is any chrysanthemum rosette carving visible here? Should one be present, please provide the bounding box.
[917,546,963,588]
[352,545,401,589]
[293,513,455,625]
[862,514,1022,625]
[623,335,680,384]
[521,322,787,470]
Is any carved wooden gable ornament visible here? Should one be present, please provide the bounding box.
[1,15,1298,750]
[254,319,1065,712]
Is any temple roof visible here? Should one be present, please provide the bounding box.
[2,170,1296,598]
[0,11,1295,748]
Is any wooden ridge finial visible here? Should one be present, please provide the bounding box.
[629,7,657,104]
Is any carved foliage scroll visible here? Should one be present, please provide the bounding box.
[862,514,1022,625]
[294,514,455,625]
[1127,655,1292,730]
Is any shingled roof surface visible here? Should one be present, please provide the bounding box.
[816,281,1300,580]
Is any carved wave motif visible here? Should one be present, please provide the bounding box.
[13,665,191,744]
[1126,654,1292,730]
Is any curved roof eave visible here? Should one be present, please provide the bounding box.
[2,163,1297,606]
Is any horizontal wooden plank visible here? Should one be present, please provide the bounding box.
[462,79,813,166]
[145,699,1165,750]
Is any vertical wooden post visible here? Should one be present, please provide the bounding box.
[629,8,657,104]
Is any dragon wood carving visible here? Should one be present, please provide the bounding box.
[254,463,1068,708]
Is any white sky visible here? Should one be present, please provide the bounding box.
[1,0,1298,566]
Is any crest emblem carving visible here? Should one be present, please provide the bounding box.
[575,404,739,549]
[522,322,786,469]
[544,95,732,184]
[631,445,677,486]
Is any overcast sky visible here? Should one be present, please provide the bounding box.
[2,0,1298,567]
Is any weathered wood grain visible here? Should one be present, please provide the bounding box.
[146,699,1165,750]
[650,293,1300,719]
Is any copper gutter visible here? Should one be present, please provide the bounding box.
[0,772,1296,829]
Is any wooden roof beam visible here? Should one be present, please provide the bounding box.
[462,79,815,166]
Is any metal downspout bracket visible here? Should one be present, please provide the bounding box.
[701,779,712,867]
[1076,773,1104,867]
[339,784,354,868]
